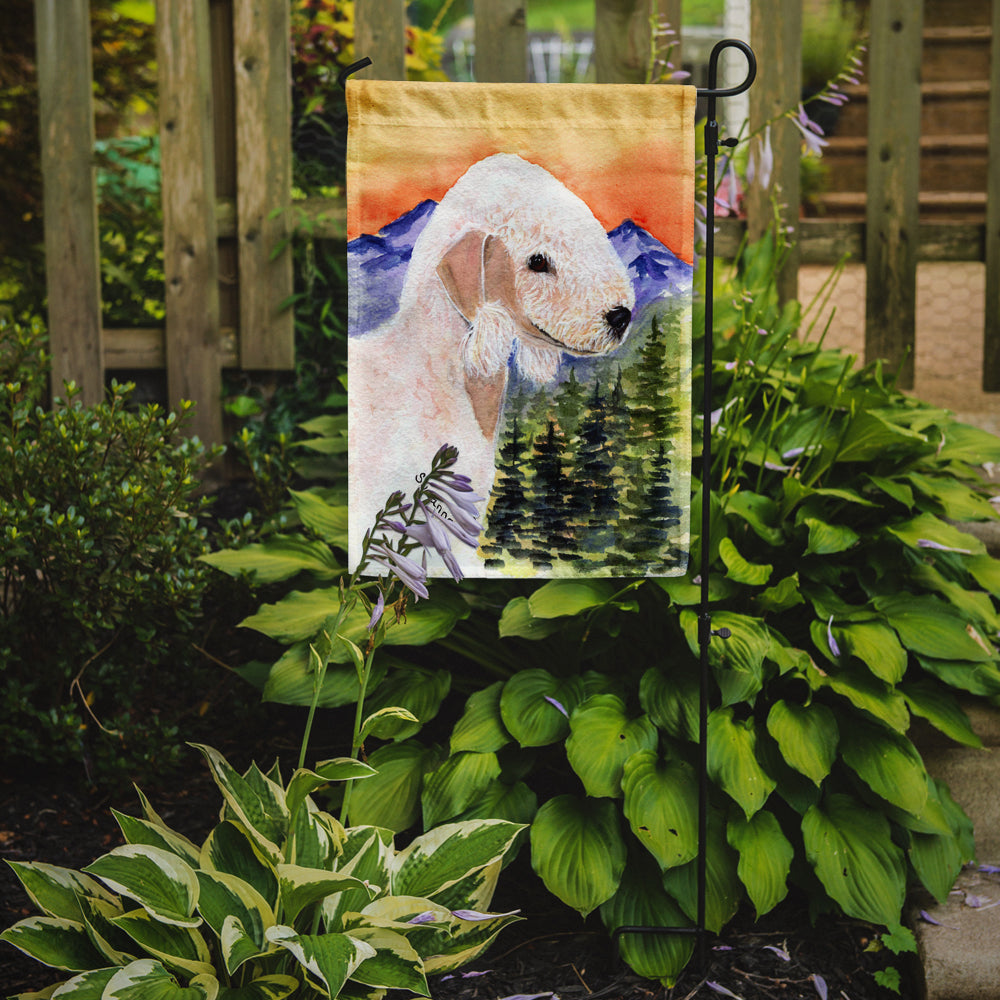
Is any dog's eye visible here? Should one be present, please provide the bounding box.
[527,254,551,273]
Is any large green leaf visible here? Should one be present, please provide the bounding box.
[839,718,929,816]
[0,916,107,972]
[639,665,699,743]
[901,680,982,748]
[453,779,538,827]
[527,579,619,618]
[421,751,502,828]
[806,660,909,732]
[260,643,387,709]
[83,846,200,928]
[660,810,741,934]
[285,759,376,823]
[276,865,373,925]
[718,537,772,586]
[530,795,626,917]
[450,682,511,754]
[566,695,658,799]
[103,959,218,1000]
[935,420,1000,465]
[362,667,451,741]
[834,621,907,684]
[392,820,524,900]
[875,594,995,662]
[200,535,341,584]
[803,517,859,556]
[681,610,770,706]
[599,853,694,987]
[802,794,906,926]
[4,862,117,923]
[112,812,201,869]
[886,512,985,556]
[346,740,442,832]
[916,655,1000,697]
[724,490,784,545]
[195,871,273,974]
[906,472,998,522]
[727,811,793,918]
[499,670,584,747]
[288,489,349,548]
[216,976,299,1000]
[707,708,775,818]
[765,700,838,786]
[497,597,565,639]
[265,926,374,997]
[834,410,927,463]
[621,751,699,871]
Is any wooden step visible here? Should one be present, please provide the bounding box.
[822,134,989,193]
[832,80,991,138]
[922,25,993,83]
[813,190,987,222]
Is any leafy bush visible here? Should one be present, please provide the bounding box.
[210,232,1000,985]
[0,317,219,783]
[1,743,524,997]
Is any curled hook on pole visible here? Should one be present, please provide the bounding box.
[337,57,373,90]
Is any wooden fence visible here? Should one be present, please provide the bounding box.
[33,0,1000,444]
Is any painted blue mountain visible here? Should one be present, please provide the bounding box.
[348,202,692,336]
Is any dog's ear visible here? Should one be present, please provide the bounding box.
[437,229,489,323]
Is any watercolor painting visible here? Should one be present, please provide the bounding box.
[347,80,696,578]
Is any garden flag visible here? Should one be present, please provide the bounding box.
[347,81,696,579]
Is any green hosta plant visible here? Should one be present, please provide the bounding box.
[342,233,998,985]
[1,743,523,999]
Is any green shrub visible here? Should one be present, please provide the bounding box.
[1,743,524,997]
[0,317,220,783]
[212,231,1000,985]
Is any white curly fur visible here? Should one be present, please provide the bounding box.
[349,153,635,570]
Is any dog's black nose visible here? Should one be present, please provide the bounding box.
[605,306,631,339]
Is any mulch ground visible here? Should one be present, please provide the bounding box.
[1,743,913,1000]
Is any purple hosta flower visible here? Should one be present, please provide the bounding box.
[827,615,842,657]
[979,864,1000,874]
[424,477,484,539]
[715,158,741,216]
[441,970,493,982]
[407,911,438,925]
[367,542,429,600]
[747,124,774,191]
[451,908,521,921]
[367,590,385,631]
[791,104,829,156]
[763,944,791,962]
[917,538,973,555]
[707,982,742,999]
[544,695,569,718]
[812,974,828,1000]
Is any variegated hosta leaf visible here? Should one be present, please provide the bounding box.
[110,908,214,978]
[285,760,375,823]
[288,801,343,870]
[422,907,522,975]
[707,707,776,818]
[566,695,658,799]
[214,974,299,1000]
[391,820,524,901]
[77,894,136,966]
[424,859,501,916]
[599,852,694,987]
[661,811,742,934]
[0,916,107,971]
[421,752,501,829]
[195,871,274,974]
[46,966,118,997]
[276,864,375,925]
[112,810,201,868]
[765,700,838,786]
[727,810,793,918]
[345,926,429,995]
[621,751,699,871]
[499,670,585,747]
[102,958,218,999]
[802,793,906,926]
[200,822,278,910]
[265,926,376,998]
[323,829,393,931]
[83,846,200,928]
[450,681,511,754]
[190,745,287,863]
[4,861,118,922]
[529,795,626,917]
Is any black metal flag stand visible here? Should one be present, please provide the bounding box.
[340,38,758,975]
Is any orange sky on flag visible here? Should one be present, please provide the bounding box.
[348,107,695,264]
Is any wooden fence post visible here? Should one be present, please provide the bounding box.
[864,0,923,389]
[233,0,294,369]
[354,0,406,80]
[746,0,801,305]
[157,0,223,445]
[34,0,104,405]
[594,0,650,84]
[474,0,526,83]
[983,0,1000,390]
